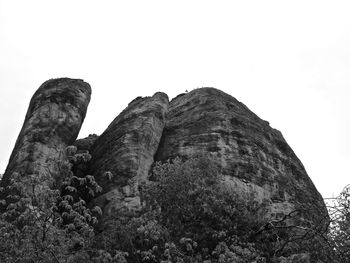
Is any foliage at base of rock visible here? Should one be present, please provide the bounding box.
[0,153,348,262]
[91,155,330,263]
[0,149,99,263]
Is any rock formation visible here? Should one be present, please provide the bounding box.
[155,88,327,225]
[0,80,328,261]
[88,93,169,215]
[0,78,91,196]
[80,87,326,228]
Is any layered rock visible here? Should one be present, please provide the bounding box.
[89,93,169,216]
[0,81,329,259]
[1,78,91,194]
[155,88,327,225]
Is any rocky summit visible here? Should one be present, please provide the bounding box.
[0,78,329,262]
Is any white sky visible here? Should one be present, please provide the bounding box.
[0,0,349,198]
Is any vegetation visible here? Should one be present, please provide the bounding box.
[0,151,350,262]
[0,149,101,262]
[95,156,266,262]
[326,185,350,262]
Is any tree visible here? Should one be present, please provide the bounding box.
[0,147,102,263]
[0,150,342,262]
[96,155,268,262]
[326,184,350,262]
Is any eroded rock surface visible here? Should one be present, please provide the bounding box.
[1,78,91,193]
[0,81,328,259]
[155,88,327,225]
[89,92,169,216]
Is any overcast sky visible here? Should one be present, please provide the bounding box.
[0,0,349,198]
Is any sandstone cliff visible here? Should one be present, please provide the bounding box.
[1,78,91,196]
[0,81,327,224]
[0,80,328,261]
[88,92,169,215]
[155,88,327,224]
[81,87,326,228]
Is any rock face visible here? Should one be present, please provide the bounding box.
[0,82,327,243]
[84,87,326,228]
[155,88,327,224]
[88,93,169,216]
[1,78,91,194]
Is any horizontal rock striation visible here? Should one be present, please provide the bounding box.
[0,80,329,259]
[1,78,91,196]
[155,88,327,225]
[89,92,169,216]
[0,81,328,254]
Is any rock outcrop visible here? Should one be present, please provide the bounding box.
[0,81,328,259]
[83,87,326,228]
[1,78,91,195]
[155,88,327,225]
[88,92,169,216]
